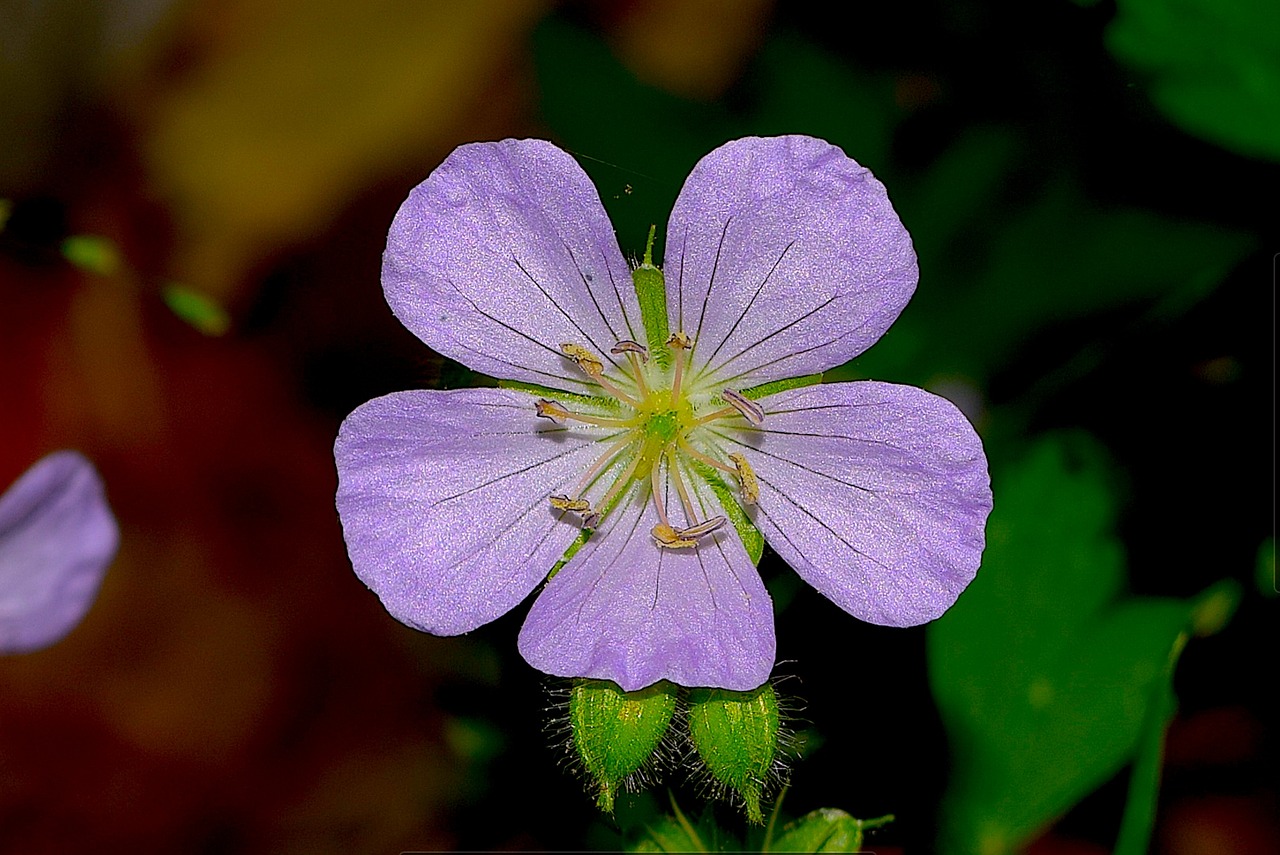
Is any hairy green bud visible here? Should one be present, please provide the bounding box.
[570,678,677,813]
[687,683,781,823]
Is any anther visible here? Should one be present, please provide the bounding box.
[560,343,605,378]
[728,453,759,504]
[678,516,727,539]
[550,494,592,514]
[666,331,693,350]
[722,389,765,426]
[651,523,698,549]
[535,399,571,424]
[610,340,649,362]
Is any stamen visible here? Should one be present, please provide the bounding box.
[549,494,591,513]
[678,516,726,539]
[535,399,571,424]
[597,375,642,407]
[560,343,604,378]
[722,388,765,426]
[728,452,759,505]
[533,398,630,428]
[656,451,725,546]
[665,449,700,524]
[677,437,737,474]
[568,433,636,498]
[666,332,692,350]
[593,453,643,523]
[610,340,648,362]
[561,342,642,406]
[667,332,692,401]
[650,462,670,528]
[611,340,652,397]
[651,522,698,549]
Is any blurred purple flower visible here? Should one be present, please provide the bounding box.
[335,136,992,691]
[1,451,118,654]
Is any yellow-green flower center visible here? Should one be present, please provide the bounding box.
[539,334,761,549]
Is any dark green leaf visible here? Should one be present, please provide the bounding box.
[928,434,1225,854]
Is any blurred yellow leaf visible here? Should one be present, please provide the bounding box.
[143,0,547,297]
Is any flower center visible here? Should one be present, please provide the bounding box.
[537,333,761,549]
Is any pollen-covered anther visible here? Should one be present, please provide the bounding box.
[651,523,698,549]
[560,343,605,378]
[550,494,592,514]
[722,389,765,426]
[727,453,759,505]
[535,399,572,424]
[610,340,649,362]
[666,331,693,350]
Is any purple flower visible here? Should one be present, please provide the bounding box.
[1,451,119,654]
[335,135,992,691]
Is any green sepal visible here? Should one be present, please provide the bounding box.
[632,225,671,368]
[498,378,620,411]
[570,678,678,814]
[687,683,780,824]
[691,461,764,565]
[739,373,823,400]
[60,235,122,277]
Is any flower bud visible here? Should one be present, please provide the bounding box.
[687,683,781,823]
[569,678,677,813]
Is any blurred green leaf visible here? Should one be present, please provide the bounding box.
[534,22,899,260]
[748,34,898,175]
[1113,631,1181,855]
[628,801,892,853]
[161,283,231,336]
[1256,537,1276,597]
[61,234,122,276]
[840,169,1252,386]
[928,434,1229,854]
[629,798,734,853]
[442,716,504,764]
[1107,0,1280,160]
[766,808,893,852]
[533,17,726,260]
[536,21,1252,396]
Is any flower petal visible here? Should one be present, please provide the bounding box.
[334,387,612,635]
[383,139,641,391]
[0,451,118,654]
[518,473,774,691]
[709,382,991,627]
[664,136,917,389]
